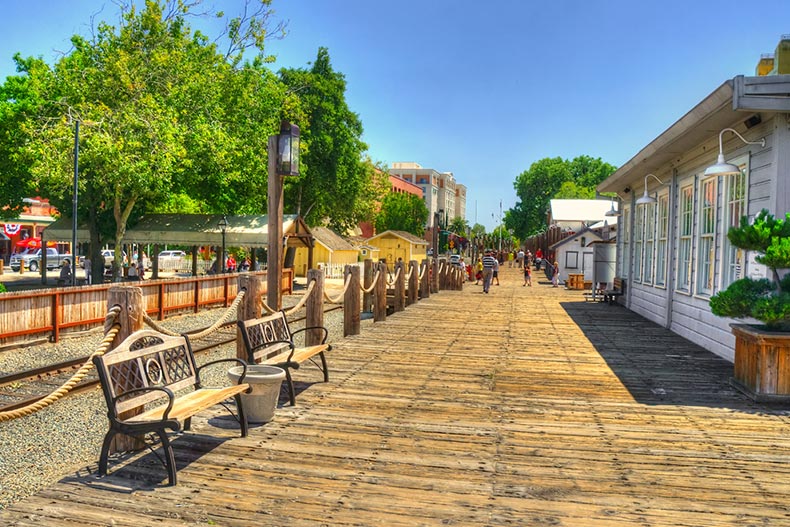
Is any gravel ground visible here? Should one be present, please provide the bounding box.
[0,293,353,510]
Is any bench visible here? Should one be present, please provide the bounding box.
[603,277,626,304]
[93,329,250,486]
[237,310,331,406]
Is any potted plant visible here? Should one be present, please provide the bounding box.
[710,209,790,401]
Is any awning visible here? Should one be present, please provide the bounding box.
[42,214,313,248]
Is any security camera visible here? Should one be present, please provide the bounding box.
[623,187,631,193]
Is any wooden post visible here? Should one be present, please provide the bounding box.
[430,258,439,293]
[107,285,145,453]
[266,134,283,311]
[420,259,430,300]
[305,269,324,346]
[394,260,405,312]
[363,259,373,313]
[407,260,418,306]
[344,264,361,336]
[236,274,261,360]
[374,261,387,322]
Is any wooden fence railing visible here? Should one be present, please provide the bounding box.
[0,269,293,347]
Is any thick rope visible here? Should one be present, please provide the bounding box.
[418,263,427,281]
[404,266,413,281]
[0,306,123,422]
[283,280,316,316]
[386,267,401,286]
[142,290,245,339]
[360,270,381,294]
[323,273,352,304]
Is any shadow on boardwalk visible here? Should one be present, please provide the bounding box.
[560,301,770,411]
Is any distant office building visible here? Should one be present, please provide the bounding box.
[389,162,467,230]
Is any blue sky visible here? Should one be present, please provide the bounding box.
[1,1,789,231]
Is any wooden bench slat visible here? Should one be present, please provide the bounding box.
[263,344,331,367]
[126,384,250,423]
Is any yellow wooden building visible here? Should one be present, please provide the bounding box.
[366,230,429,270]
[291,226,359,277]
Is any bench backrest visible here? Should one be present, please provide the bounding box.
[237,311,292,364]
[613,277,626,293]
[93,329,197,416]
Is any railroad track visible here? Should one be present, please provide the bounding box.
[0,322,237,414]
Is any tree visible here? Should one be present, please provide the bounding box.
[448,216,469,236]
[508,155,616,239]
[279,47,378,232]
[374,192,428,236]
[1,0,288,276]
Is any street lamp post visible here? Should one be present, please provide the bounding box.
[218,215,228,273]
[267,121,300,311]
[71,120,79,286]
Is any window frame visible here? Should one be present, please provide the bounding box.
[654,191,669,288]
[676,182,695,294]
[720,155,749,290]
[695,176,717,297]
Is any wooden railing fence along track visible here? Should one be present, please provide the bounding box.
[0,270,293,347]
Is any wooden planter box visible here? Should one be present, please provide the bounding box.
[731,323,790,402]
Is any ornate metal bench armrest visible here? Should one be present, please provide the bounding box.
[112,385,175,420]
[196,358,248,387]
[290,325,329,344]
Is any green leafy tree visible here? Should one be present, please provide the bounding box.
[374,192,428,236]
[710,210,790,330]
[1,0,287,275]
[508,155,616,238]
[448,216,469,236]
[279,47,375,233]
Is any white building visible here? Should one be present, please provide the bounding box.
[598,51,790,361]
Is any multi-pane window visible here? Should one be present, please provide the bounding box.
[621,208,630,279]
[633,204,644,282]
[643,202,656,283]
[696,178,716,296]
[677,184,694,292]
[723,159,747,288]
[655,193,669,287]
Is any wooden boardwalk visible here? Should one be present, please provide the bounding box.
[3,266,790,526]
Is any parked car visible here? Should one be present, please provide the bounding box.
[10,248,72,273]
[158,250,186,272]
[81,249,126,269]
[449,254,463,267]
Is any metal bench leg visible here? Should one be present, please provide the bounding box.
[157,429,177,486]
[319,351,329,382]
[235,394,248,437]
[97,429,117,476]
[284,367,296,406]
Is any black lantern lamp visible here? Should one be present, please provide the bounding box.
[277,121,300,177]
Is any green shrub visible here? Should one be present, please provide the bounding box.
[710,209,790,331]
[0,283,6,294]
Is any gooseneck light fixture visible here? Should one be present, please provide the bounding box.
[636,174,663,205]
[604,196,621,217]
[704,128,765,178]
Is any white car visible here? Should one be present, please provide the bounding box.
[158,250,186,272]
[158,250,186,260]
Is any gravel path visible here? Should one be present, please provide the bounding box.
[0,295,353,510]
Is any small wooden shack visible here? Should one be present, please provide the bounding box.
[291,226,358,277]
[366,230,428,270]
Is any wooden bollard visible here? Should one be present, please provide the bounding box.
[305,269,324,346]
[363,259,373,313]
[343,265,361,336]
[236,274,261,360]
[420,259,430,300]
[374,261,387,322]
[407,260,418,306]
[107,285,145,453]
[430,258,439,294]
[393,260,405,312]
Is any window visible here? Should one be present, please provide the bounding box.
[696,178,716,296]
[655,193,669,287]
[722,158,747,288]
[643,202,655,283]
[677,184,694,292]
[621,208,630,279]
[633,204,644,282]
[565,251,579,269]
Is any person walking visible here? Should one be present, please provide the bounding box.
[552,261,560,287]
[492,256,500,286]
[481,250,497,293]
[475,257,483,285]
[83,256,92,285]
[59,260,72,285]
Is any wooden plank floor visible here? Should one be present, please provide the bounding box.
[3,267,790,526]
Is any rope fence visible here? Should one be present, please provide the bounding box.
[0,306,123,423]
[143,290,246,339]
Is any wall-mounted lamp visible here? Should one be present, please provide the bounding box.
[277,121,300,177]
[604,196,621,217]
[703,127,765,178]
[636,174,663,205]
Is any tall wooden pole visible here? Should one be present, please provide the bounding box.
[343,264,361,336]
[266,135,283,311]
[237,274,261,360]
